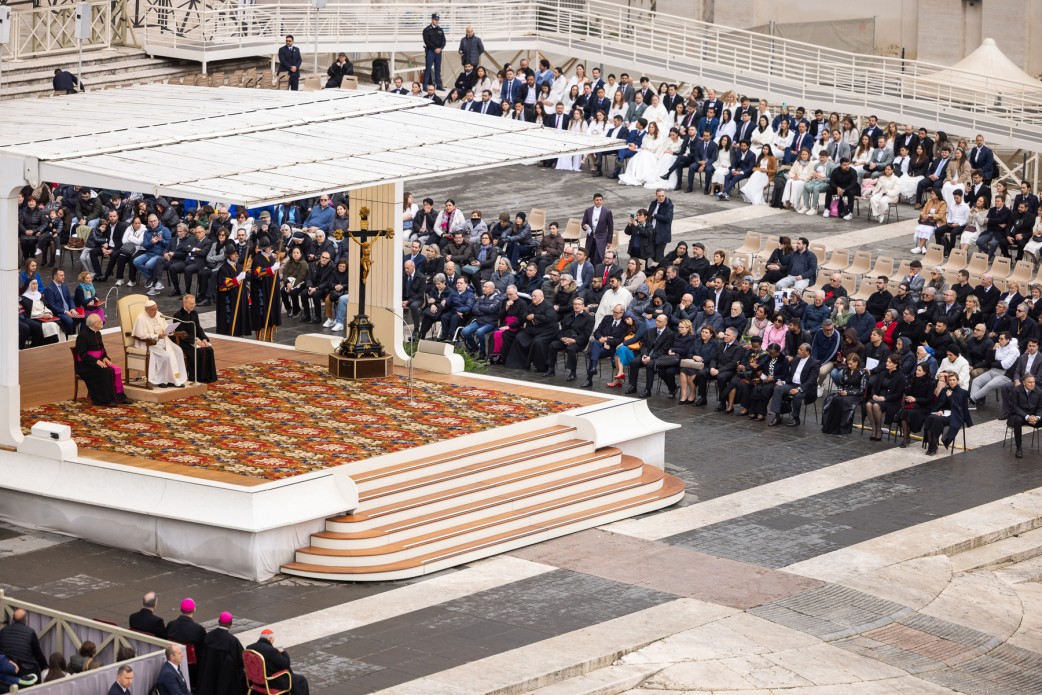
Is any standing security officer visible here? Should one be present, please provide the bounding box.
[422,13,446,91]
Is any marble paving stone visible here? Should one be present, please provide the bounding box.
[839,556,953,611]
[641,659,760,691]
[509,529,822,610]
[719,654,815,689]
[917,570,1023,641]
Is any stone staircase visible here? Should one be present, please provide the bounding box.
[281,425,685,581]
[0,47,267,99]
[950,526,1042,584]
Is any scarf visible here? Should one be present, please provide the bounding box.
[79,282,96,297]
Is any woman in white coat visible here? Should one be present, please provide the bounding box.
[870,164,901,223]
[641,94,670,133]
[784,149,815,212]
[555,107,588,171]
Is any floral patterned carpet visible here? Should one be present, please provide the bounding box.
[23,358,571,481]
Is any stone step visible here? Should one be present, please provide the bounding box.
[530,664,659,695]
[949,526,1042,573]
[993,554,1042,585]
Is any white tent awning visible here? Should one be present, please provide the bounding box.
[0,85,619,206]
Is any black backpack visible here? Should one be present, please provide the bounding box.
[371,59,390,85]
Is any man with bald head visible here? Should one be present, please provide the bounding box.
[129,591,167,638]
[0,608,46,680]
[402,259,426,334]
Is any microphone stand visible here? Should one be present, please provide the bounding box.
[381,305,418,407]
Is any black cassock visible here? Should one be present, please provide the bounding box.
[504,300,560,372]
[172,307,218,383]
[214,260,251,336]
[250,251,282,330]
[74,327,119,405]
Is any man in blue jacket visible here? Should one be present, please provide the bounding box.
[775,237,818,293]
[133,214,172,290]
[719,140,755,200]
[461,282,503,358]
[43,268,82,336]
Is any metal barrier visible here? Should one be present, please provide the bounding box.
[132,0,1042,148]
[0,1,114,60]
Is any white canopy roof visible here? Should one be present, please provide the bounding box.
[917,38,1042,95]
[0,85,617,206]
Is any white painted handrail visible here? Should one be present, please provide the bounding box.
[0,1,113,60]
[136,0,1042,146]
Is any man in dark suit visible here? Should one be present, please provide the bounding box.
[734,95,756,123]
[767,342,818,426]
[616,73,636,103]
[1002,337,1042,417]
[581,193,614,265]
[647,189,674,262]
[720,140,755,199]
[155,645,190,695]
[1008,373,1042,457]
[968,134,996,183]
[808,110,829,140]
[1014,181,1040,219]
[585,86,611,122]
[547,297,594,380]
[593,115,629,176]
[734,111,755,146]
[694,326,743,406]
[582,305,628,388]
[544,102,570,130]
[499,67,523,105]
[129,591,167,638]
[785,121,814,165]
[470,89,502,116]
[592,249,624,285]
[965,170,992,209]
[662,84,682,113]
[897,124,920,156]
[108,665,135,695]
[686,129,718,193]
[700,88,722,119]
[402,259,426,333]
[42,268,81,336]
[862,115,883,145]
[637,76,654,105]
[626,314,674,397]
[277,35,302,90]
[246,628,310,695]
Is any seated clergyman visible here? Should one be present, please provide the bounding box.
[132,299,188,388]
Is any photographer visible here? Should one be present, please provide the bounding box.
[623,208,653,261]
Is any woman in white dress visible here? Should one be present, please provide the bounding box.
[642,94,670,132]
[715,109,736,146]
[941,147,972,208]
[841,116,860,149]
[758,99,772,124]
[851,134,873,170]
[561,84,579,114]
[619,121,666,187]
[784,149,815,211]
[742,144,777,206]
[773,120,794,159]
[646,127,684,190]
[750,116,774,149]
[490,70,503,98]
[582,111,608,170]
[1022,208,1042,268]
[811,131,830,159]
[565,64,588,96]
[710,135,734,194]
[608,90,627,122]
[884,122,899,152]
[912,189,947,254]
[870,164,901,222]
[720,90,738,121]
[556,107,588,171]
[230,209,254,239]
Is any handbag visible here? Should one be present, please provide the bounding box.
[119,241,138,255]
[656,355,680,369]
[828,199,839,217]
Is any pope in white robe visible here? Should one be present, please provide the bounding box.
[132,300,188,387]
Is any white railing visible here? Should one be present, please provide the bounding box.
[0,1,113,60]
[136,0,1042,142]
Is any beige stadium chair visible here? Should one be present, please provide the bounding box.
[989,256,1012,280]
[821,248,850,273]
[966,252,990,276]
[528,208,546,237]
[757,234,779,260]
[867,255,894,279]
[851,278,875,301]
[733,231,762,257]
[340,75,359,90]
[920,244,945,268]
[1008,260,1034,287]
[809,242,827,266]
[846,250,872,277]
[895,259,911,280]
[840,272,858,294]
[562,218,582,243]
[941,248,969,273]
